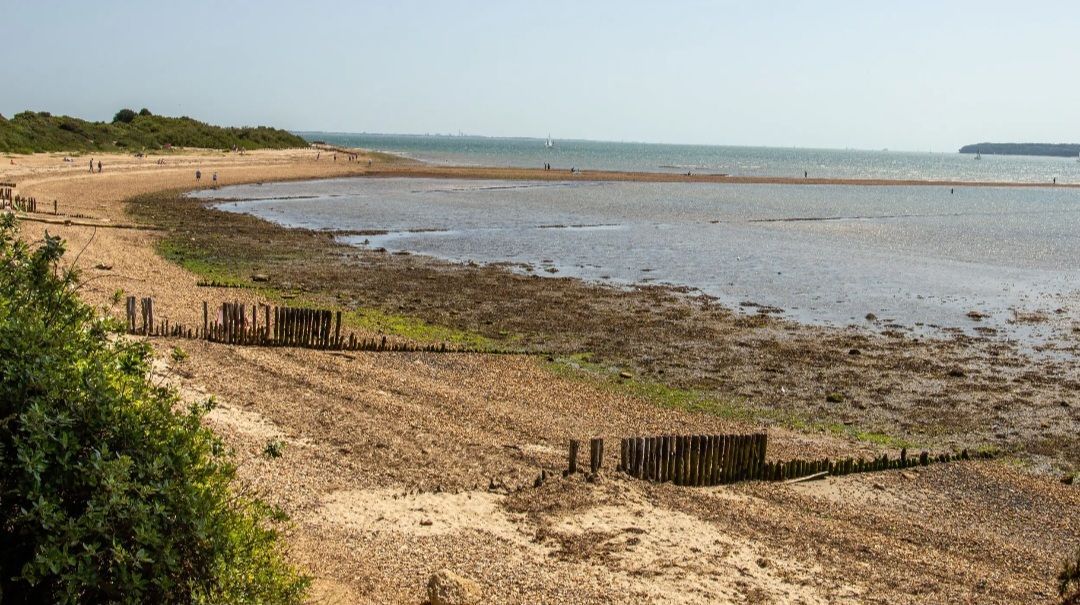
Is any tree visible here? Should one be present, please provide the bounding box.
[139,107,153,116]
[113,108,137,123]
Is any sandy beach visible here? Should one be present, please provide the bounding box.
[4,148,1078,604]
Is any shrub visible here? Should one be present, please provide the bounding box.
[138,108,153,117]
[113,108,137,124]
[1062,546,1080,605]
[264,438,286,458]
[0,214,308,604]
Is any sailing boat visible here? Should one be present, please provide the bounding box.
[545,134,555,149]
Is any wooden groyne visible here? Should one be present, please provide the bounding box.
[124,296,519,354]
[566,434,989,486]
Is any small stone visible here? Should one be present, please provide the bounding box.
[618,371,632,379]
[1063,475,1075,486]
[94,262,113,270]
[419,519,433,526]
[427,569,482,605]
[848,348,861,356]
[948,368,965,378]
[872,483,885,491]
[864,313,877,321]
[251,273,269,282]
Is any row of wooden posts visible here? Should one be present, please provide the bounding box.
[567,434,987,486]
[0,191,57,215]
[124,296,499,354]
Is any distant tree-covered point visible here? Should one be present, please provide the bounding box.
[959,142,1080,158]
[0,109,309,153]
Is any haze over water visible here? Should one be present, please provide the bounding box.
[311,132,1080,183]
[196,137,1080,352]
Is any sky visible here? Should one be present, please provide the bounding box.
[4,0,1079,151]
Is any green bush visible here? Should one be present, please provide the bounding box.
[113,108,137,124]
[0,214,308,604]
[1062,546,1080,605]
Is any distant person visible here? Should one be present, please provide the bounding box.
[1053,177,1057,185]
[950,188,954,194]
[97,160,102,173]
[804,170,808,178]
[316,152,320,160]
[90,159,94,173]
[196,170,201,182]
[212,172,218,184]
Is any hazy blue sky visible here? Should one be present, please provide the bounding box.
[4,1,1078,151]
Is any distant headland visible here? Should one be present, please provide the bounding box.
[959,142,1080,158]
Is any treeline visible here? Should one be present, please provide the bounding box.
[0,108,309,153]
[959,142,1080,158]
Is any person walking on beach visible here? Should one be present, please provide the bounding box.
[212,172,218,184]
[195,170,201,182]
[97,160,102,173]
[89,159,94,173]
[804,170,808,178]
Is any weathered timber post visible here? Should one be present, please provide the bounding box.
[567,440,580,475]
[673,436,684,485]
[334,310,342,348]
[589,438,603,474]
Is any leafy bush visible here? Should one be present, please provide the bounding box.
[1062,546,1080,605]
[113,108,137,124]
[138,108,153,117]
[0,214,308,604]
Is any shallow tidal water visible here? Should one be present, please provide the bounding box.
[195,177,1080,351]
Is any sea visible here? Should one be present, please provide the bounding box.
[192,134,1080,352]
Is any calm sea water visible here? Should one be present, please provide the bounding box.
[305,132,1080,184]
[195,173,1080,351]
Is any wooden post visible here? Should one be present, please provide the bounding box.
[641,437,650,480]
[589,438,602,474]
[658,436,668,482]
[619,438,627,472]
[760,433,769,479]
[652,436,661,481]
[567,440,579,475]
[712,435,723,485]
[334,310,342,348]
[628,437,638,477]
[673,436,684,485]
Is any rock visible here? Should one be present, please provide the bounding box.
[618,371,632,379]
[947,368,965,378]
[427,569,481,605]
[864,313,877,321]
[1063,475,1075,486]
[251,273,269,282]
[848,348,861,356]
[94,262,113,270]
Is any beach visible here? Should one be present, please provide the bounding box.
[4,148,1078,604]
